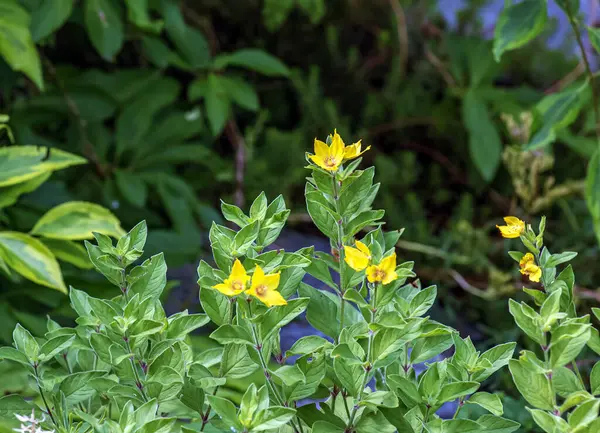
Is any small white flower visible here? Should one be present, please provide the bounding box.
[13,410,54,433]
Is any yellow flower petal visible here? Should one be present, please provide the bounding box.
[380,253,396,273]
[356,240,371,256]
[496,216,525,239]
[330,131,345,161]
[344,244,370,271]
[258,289,287,307]
[519,253,535,268]
[365,253,398,285]
[230,259,250,284]
[366,265,380,283]
[213,283,238,297]
[528,265,542,282]
[343,141,371,160]
[314,139,329,159]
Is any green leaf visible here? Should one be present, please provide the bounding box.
[442,419,481,433]
[39,334,74,362]
[233,221,260,256]
[477,415,520,433]
[312,421,345,433]
[210,324,254,346]
[199,287,231,327]
[59,371,106,398]
[0,172,50,209]
[360,391,399,408]
[552,366,584,397]
[568,399,600,430]
[526,85,585,150]
[591,361,600,395]
[220,201,250,228]
[0,1,43,89]
[0,146,85,187]
[462,89,502,181]
[41,239,93,269]
[0,232,66,292]
[586,150,600,240]
[306,191,340,241]
[115,170,148,208]
[589,26,600,54]
[387,374,421,407]
[30,0,73,42]
[84,0,124,61]
[550,321,591,368]
[527,408,569,433]
[466,392,503,416]
[206,395,243,430]
[31,201,124,240]
[222,75,259,111]
[545,252,578,268]
[12,324,39,362]
[258,298,309,342]
[205,74,231,136]
[0,346,30,365]
[345,209,385,238]
[508,358,554,410]
[298,283,339,339]
[161,0,210,68]
[493,0,547,61]
[355,410,396,433]
[437,381,479,404]
[333,357,365,396]
[508,299,544,345]
[221,343,258,379]
[214,49,290,76]
[472,342,516,382]
[0,395,35,419]
[285,353,326,402]
[166,313,209,340]
[125,0,163,32]
[286,335,329,356]
[252,407,296,431]
[127,253,167,299]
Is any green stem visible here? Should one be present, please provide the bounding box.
[347,283,378,428]
[201,300,236,431]
[248,301,303,433]
[564,0,600,148]
[331,173,347,343]
[124,337,148,402]
[452,372,472,419]
[33,364,57,426]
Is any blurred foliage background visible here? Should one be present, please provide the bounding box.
[1,0,600,428]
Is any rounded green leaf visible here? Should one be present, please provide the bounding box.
[0,146,86,188]
[493,0,547,61]
[30,0,74,42]
[31,201,125,240]
[0,232,66,292]
[214,49,290,76]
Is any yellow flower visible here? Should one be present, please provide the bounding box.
[309,133,344,172]
[339,130,371,160]
[344,240,371,271]
[366,253,398,285]
[213,259,250,296]
[246,265,287,307]
[496,216,525,238]
[519,253,541,282]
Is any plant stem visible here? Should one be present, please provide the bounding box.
[201,301,235,431]
[347,284,378,428]
[564,1,600,146]
[331,173,347,343]
[124,337,149,402]
[33,364,57,426]
[571,360,586,389]
[248,302,303,433]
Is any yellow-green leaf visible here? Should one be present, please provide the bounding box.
[41,239,93,269]
[31,201,125,240]
[0,1,44,89]
[0,172,50,209]
[0,232,66,292]
[0,146,86,187]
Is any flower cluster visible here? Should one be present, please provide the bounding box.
[213,259,286,307]
[344,240,399,285]
[497,216,542,283]
[13,411,53,433]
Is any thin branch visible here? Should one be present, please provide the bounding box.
[544,62,586,94]
[224,120,247,208]
[42,57,106,178]
[389,0,409,77]
[424,48,456,88]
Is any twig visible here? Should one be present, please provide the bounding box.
[564,2,600,144]
[424,48,456,88]
[224,120,246,208]
[389,0,409,77]
[544,62,586,94]
[42,57,106,178]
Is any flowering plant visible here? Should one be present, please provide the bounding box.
[499,217,600,433]
[0,132,518,433]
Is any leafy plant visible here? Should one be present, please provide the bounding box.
[0,133,519,433]
[499,215,600,432]
[0,117,124,344]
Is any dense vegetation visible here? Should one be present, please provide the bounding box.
[2,0,600,432]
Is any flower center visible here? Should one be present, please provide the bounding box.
[323,156,337,168]
[255,284,267,296]
[373,268,387,281]
[232,280,243,292]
